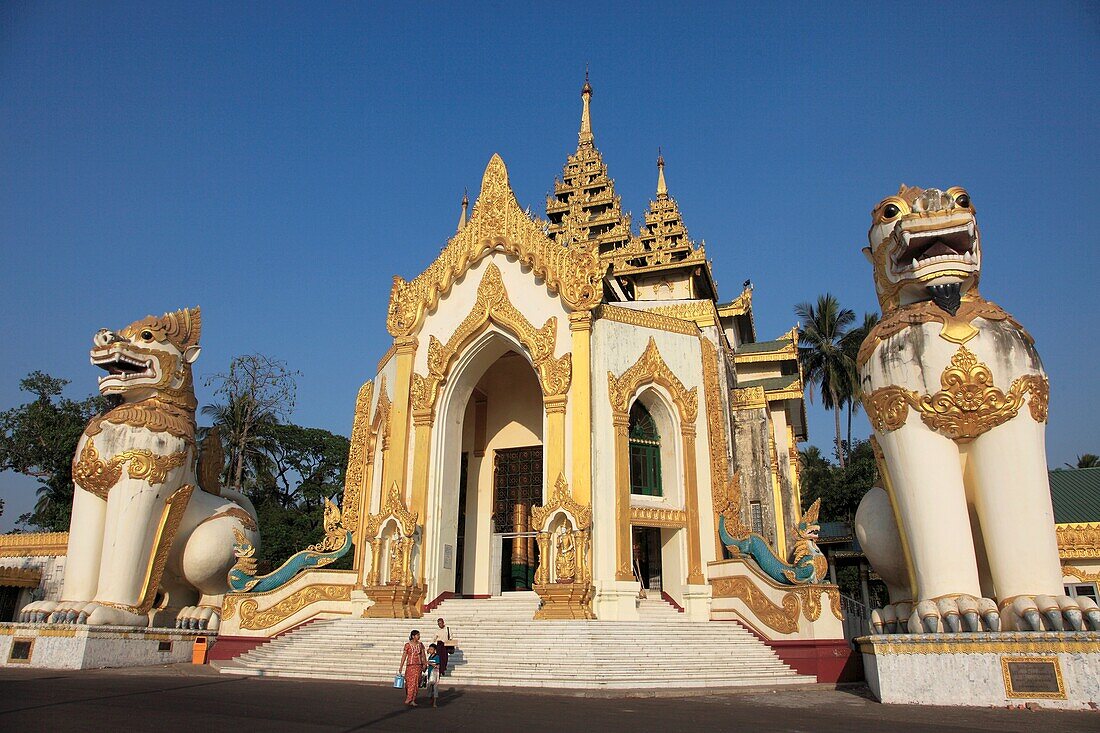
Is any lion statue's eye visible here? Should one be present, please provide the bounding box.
[882,203,901,220]
[955,193,971,209]
[141,330,154,341]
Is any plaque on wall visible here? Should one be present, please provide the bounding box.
[1001,656,1066,699]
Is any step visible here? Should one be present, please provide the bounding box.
[220,598,812,690]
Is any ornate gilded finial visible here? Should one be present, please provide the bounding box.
[579,67,593,148]
[457,187,469,232]
[656,148,668,199]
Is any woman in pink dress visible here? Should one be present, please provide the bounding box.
[398,629,425,706]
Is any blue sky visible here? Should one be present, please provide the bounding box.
[1,2,1097,531]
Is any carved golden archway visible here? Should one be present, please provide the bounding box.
[361,481,423,618]
[405,262,574,586]
[607,337,703,585]
[386,154,603,338]
[409,262,571,420]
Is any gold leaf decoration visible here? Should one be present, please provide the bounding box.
[73,438,189,500]
[862,346,1049,442]
[387,155,602,337]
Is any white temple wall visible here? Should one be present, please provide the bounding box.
[590,318,710,617]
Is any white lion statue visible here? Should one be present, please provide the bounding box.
[20,307,259,630]
[854,186,1099,634]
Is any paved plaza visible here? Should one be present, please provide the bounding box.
[0,665,1096,732]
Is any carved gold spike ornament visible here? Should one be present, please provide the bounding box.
[595,304,699,336]
[1057,523,1100,559]
[340,379,374,536]
[411,263,571,419]
[73,438,189,500]
[862,346,1050,442]
[387,154,602,337]
[197,427,225,496]
[119,307,202,352]
[531,473,592,531]
[607,337,698,422]
[364,482,419,539]
[629,506,687,528]
[857,296,1030,368]
[699,338,746,533]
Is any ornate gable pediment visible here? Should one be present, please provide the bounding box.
[387,154,604,337]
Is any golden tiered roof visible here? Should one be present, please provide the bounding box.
[547,76,717,301]
[545,74,633,253]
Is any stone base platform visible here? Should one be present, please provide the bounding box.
[0,623,206,669]
[859,631,1100,709]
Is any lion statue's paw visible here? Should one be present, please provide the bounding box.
[1002,595,1100,632]
[18,600,58,624]
[870,601,913,634]
[80,602,149,628]
[907,595,1000,633]
[45,600,95,624]
[175,605,219,631]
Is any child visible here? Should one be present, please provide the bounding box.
[425,643,441,707]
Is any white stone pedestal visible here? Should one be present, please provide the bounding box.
[0,623,206,669]
[859,632,1100,710]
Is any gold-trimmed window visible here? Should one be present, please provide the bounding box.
[629,402,662,497]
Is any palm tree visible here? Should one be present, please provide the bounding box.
[1066,454,1100,469]
[839,312,880,451]
[201,395,280,492]
[796,294,857,467]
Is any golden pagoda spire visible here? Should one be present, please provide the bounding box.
[656,148,668,200]
[457,188,469,232]
[579,67,594,149]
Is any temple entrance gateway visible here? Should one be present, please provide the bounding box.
[438,341,545,599]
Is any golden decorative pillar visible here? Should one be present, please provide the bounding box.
[544,395,568,489]
[409,410,434,584]
[767,419,787,561]
[568,312,593,505]
[681,425,704,584]
[613,412,633,581]
[382,336,417,497]
[366,537,382,586]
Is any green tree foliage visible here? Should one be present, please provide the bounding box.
[796,294,857,467]
[839,311,880,451]
[799,439,879,524]
[0,372,117,531]
[243,424,351,570]
[203,354,299,493]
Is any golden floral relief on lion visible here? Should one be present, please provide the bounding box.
[72,438,188,500]
[862,345,1049,442]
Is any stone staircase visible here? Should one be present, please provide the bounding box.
[219,593,812,690]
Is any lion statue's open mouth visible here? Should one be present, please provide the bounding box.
[865,186,981,313]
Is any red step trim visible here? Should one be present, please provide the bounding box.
[660,591,685,613]
[722,620,863,684]
[422,591,455,613]
[207,618,322,662]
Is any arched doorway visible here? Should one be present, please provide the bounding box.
[627,388,688,602]
[427,330,545,600]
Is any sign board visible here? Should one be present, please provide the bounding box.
[443,544,453,570]
[1001,656,1065,699]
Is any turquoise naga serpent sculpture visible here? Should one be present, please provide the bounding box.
[228,497,353,593]
[718,498,828,585]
